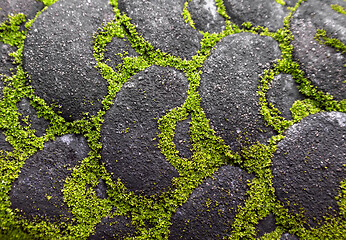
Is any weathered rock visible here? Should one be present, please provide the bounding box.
[23,0,114,121]
[169,165,254,239]
[285,0,299,8]
[223,0,289,31]
[0,43,16,82]
[0,131,13,154]
[103,36,139,71]
[101,66,188,196]
[10,134,90,222]
[187,0,225,33]
[199,33,281,152]
[267,74,305,120]
[89,214,136,240]
[0,0,44,24]
[272,112,346,228]
[280,233,299,240]
[118,0,202,60]
[256,213,277,238]
[173,117,192,160]
[291,0,346,101]
[17,98,49,137]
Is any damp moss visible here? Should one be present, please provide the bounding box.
[0,0,345,239]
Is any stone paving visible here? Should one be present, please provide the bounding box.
[0,0,345,239]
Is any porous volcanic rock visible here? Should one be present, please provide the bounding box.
[169,165,254,239]
[118,0,202,59]
[291,0,346,100]
[199,32,281,153]
[280,233,299,240]
[0,43,16,82]
[89,214,136,240]
[17,98,49,137]
[101,66,188,196]
[285,0,299,8]
[223,0,289,31]
[103,36,139,71]
[187,0,225,33]
[173,117,193,160]
[256,213,277,238]
[0,0,44,24]
[0,131,13,154]
[272,111,346,228]
[267,74,305,120]
[10,134,90,222]
[23,0,114,121]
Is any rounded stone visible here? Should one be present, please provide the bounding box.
[291,0,346,101]
[10,134,90,222]
[223,0,290,31]
[118,0,202,60]
[0,0,44,24]
[101,66,188,196]
[23,0,114,121]
[169,165,254,239]
[199,32,281,153]
[272,111,346,228]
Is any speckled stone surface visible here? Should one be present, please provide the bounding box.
[23,0,113,121]
[0,0,44,24]
[272,111,346,228]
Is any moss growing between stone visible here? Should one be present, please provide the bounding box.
[331,4,346,15]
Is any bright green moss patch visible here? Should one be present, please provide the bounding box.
[182,1,196,30]
[331,4,346,15]
[0,0,345,239]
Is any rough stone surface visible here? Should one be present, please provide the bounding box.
[103,36,139,71]
[10,134,90,222]
[0,131,13,154]
[285,0,299,8]
[223,0,289,31]
[173,117,192,160]
[101,66,188,196]
[23,0,114,121]
[267,74,305,120]
[187,0,225,33]
[169,165,254,239]
[291,0,346,101]
[199,33,281,153]
[0,0,44,24]
[0,43,16,82]
[89,214,136,240]
[280,233,299,240]
[118,0,202,59]
[256,213,277,238]
[272,111,346,228]
[17,98,49,137]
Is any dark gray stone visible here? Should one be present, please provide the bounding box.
[0,131,14,154]
[101,66,188,196]
[0,42,16,82]
[93,179,108,200]
[23,0,114,121]
[118,0,202,60]
[103,36,139,71]
[280,233,299,240]
[267,74,305,120]
[88,214,136,240]
[169,165,254,239]
[199,33,281,153]
[291,0,346,101]
[17,98,49,137]
[187,0,225,33]
[0,0,44,24]
[10,134,90,222]
[272,112,346,228]
[223,0,289,31]
[256,213,277,238]
[285,0,299,8]
[174,117,192,160]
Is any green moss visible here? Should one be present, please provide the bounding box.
[182,1,196,30]
[275,0,286,6]
[331,4,346,15]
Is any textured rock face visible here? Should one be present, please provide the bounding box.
[256,214,277,238]
[272,112,346,228]
[101,66,188,196]
[187,0,225,33]
[291,0,346,101]
[169,165,254,239]
[0,0,44,23]
[0,43,16,82]
[118,0,202,59]
[223,0,289,31]
[173,117,192,160]
[267,74,305,120]
[10,134,90,221]
[199,32,281,152]
[23,0,114,121]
